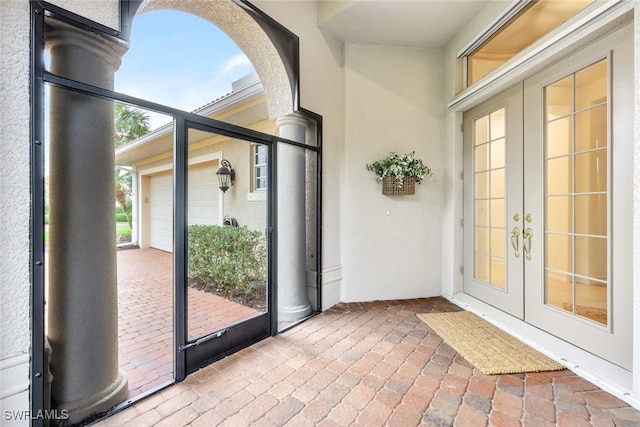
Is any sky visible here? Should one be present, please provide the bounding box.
[115,10,256,129]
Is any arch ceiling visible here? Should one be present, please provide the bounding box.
[136,0,293,119]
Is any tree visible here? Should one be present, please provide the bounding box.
[114,103,150,230]
[115,102,150,148]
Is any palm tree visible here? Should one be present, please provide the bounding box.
[115,103,150,231]
[115,102,150,148]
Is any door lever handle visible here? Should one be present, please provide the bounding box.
[523,227,533,260]
[510,226,521,258]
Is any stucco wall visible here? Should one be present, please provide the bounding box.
[633,1,640,398]
[253,0,345,309]
[341,43,443,302]
[51,0,120,29]
[440,1,511,300]
[0,0,30,363]
[1,2,32,420]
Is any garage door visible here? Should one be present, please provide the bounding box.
[149,163,219,252]
[149,172,173,252]
[187,163,219,226]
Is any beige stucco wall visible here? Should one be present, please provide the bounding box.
[341,42,444,301]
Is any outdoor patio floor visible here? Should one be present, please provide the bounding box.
[117,248,261,398]
[99,294,640,426]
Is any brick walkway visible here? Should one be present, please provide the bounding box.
[98,298,640,426]
[117,248,261,398]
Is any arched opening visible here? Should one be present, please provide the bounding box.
[33,1,321,423]
[134,0,294,120]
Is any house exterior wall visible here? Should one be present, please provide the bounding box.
[0,1,34,422]
[440,1,511,301]
[341,42,444,302]
[3,0,640,420]
[633,1,640,397]
[253,0,345,310]
[132,119,276,248]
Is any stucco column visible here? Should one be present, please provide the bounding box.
[46,21,128,423]
[277,113,312,322]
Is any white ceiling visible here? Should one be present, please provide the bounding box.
[318,0,493,49]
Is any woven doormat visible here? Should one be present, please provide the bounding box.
[417,311,565,375]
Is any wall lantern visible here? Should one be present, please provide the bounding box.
[216,159,235,193]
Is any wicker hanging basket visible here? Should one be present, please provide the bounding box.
[382,176,416,195]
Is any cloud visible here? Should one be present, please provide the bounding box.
[220,53,252,75]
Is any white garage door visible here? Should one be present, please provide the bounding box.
[187,163,219,226]
[149,172,173,252]
[148,163,219,252]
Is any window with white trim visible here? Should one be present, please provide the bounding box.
[253,144,267,191]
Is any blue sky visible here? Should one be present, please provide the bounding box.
[115,10,255,129]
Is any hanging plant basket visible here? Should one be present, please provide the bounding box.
[367,151,432,196]
[382,176,416,195]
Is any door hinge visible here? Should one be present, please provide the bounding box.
[460,218,464,227]
[460,266,464,275]
[460,171,464,180]
[460,122,464,133]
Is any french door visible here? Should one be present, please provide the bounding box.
[463,84,524,319]
[463,24,633,369]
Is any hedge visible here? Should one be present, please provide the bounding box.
[188,225,267,294]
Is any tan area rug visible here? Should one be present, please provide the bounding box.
[417,311,565,375]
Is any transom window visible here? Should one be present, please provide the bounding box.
[463,0,592,87]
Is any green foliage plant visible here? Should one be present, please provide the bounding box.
[188,225,267,295]
[366,151,432,184]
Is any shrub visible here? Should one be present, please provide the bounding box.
[188,225,267,295]
[116,212,128,222]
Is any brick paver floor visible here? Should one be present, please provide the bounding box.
[117,248,261,398]
[97,297,640,426]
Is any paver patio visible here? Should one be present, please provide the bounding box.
[117,248,261,398]
[99,296,640,426]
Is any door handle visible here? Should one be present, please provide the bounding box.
[510,226,521,258]
[523,227,533,260]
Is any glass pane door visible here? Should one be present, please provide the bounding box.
[463,84,524,319]
[181,123,271,374]
[543,60,609,325]
[523,24,633,369]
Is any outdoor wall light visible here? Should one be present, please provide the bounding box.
[216,159,235,193]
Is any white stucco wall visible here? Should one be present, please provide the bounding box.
[253,0,345,309]
[633,1,640,401]
[440,0,511,300]
[51,0,120,29]
[341,43,443,302]
[0,0,33,421]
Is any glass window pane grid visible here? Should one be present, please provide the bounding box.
[543,60,609,323]
[253,144,267,191]
[473,108,506,289]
